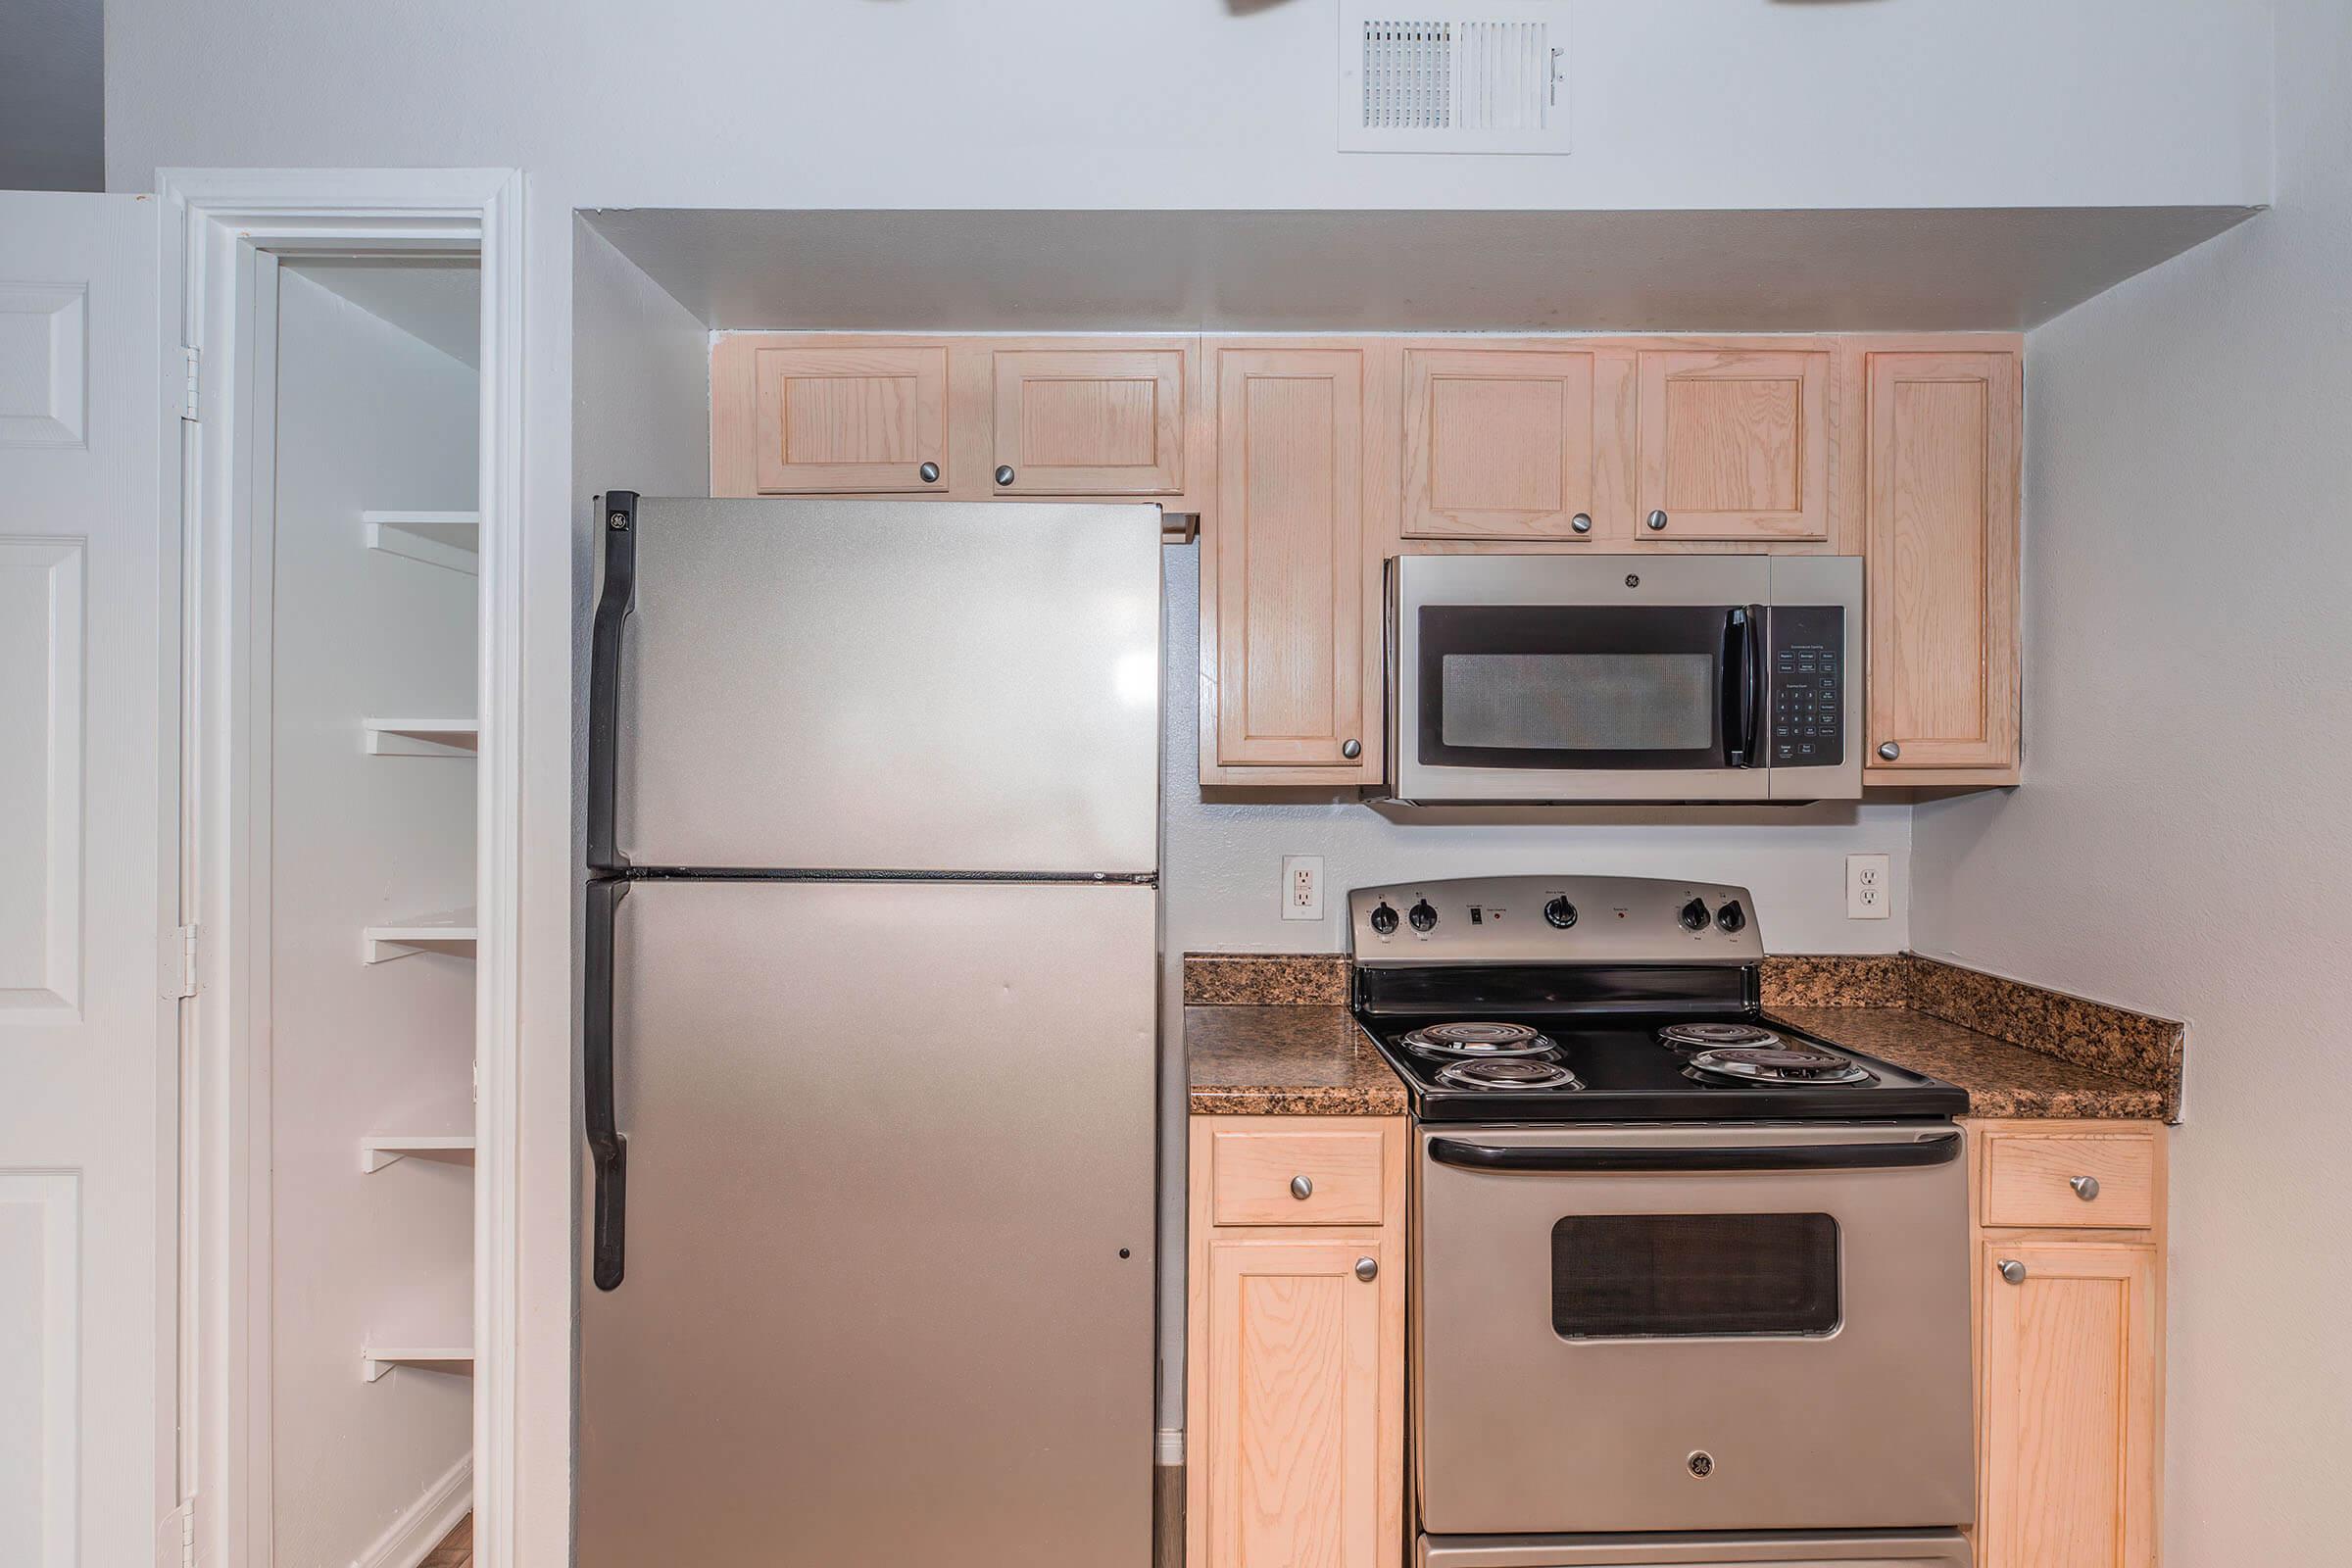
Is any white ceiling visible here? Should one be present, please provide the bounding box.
[584,206,2259,335]
[288,258,481,368]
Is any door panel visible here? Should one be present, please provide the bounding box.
[613,498,1159,872]
[1200,1236,1390,1568]
[751,343,949,493]
[1402,347,1630,539]
[578,879,1157,1567]
[989,347,1188,495]
[1863,350,2020,771]
[1636,348,1831,540]
[1979,1242,2159,1568]
[1208,346,1374,771]
[0,191,167,1568]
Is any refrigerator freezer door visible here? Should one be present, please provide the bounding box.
[577,878,1157,1567]
[609,498,1160,872]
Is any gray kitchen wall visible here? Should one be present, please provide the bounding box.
[1910,1,2347,1558]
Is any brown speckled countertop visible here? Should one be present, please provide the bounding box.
[1186,1004,1406,1116]
[1185,952,2181,1122]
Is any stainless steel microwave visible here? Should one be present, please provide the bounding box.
[1387,555,1863,804]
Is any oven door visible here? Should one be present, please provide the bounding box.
[1393,555,1772,803]
[1413,1122,1974,1536]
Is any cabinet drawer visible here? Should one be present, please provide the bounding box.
[1208,1125,1388,1226]
[1982,1130,2157,1229]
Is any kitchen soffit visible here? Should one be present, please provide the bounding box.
[582,205,2256,334]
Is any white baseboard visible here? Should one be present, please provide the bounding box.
[1155,1427,1184,1466]
[349,1453,472,1568]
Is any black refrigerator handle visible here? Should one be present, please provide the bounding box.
[1725,604,1766,769]
[585,491,638,875]
[584,878,628,1291]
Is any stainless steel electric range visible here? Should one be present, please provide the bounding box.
[1349,875,1976,1568]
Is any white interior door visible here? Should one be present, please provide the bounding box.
[0,191,172,1568]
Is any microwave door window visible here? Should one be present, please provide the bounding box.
[1418,604,1737,770]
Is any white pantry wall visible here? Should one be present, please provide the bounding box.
[270,264,479,1568]
[1908,0,2349,1558]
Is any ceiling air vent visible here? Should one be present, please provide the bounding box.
[1339,2,1570,155]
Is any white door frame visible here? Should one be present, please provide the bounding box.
[156,169,527,1568]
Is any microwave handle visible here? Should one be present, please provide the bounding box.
[1726,605,1765,768]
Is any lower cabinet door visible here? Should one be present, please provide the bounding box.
[1978,1241,2160,1568]
[1197,1235,1396,1568]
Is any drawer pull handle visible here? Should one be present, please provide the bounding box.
[1290,1175,1313,1200]
[2070,1174,2101,1200]
[1354,1256,1379,1283]
[1998,1259,2028,1286]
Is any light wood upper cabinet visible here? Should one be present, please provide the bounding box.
[1189,1115,1405,1568]
[1401,345,1633,540]
[1200,342,1393,781]
[986,345,1191,497]
[1635,346,1833,541]
[1858,345,2021,779]
[1978,1241,2161,1568]
[729,340,953,495]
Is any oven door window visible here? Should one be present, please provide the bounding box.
[1550,1213,1841,1339]
[1418,604,1754,770]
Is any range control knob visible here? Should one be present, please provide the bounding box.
[1408,900,1439,933]
[1679,897,1711,932]
[1544,897,1579,930]
[1715,900,1747,934]
[1369,902,1399,936]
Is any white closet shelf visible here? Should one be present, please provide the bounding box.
[362,908,478,963]
[362,1346,474,1383]
[364,717,480,757]
[359,1135,478,1174]
[364,510,480,576]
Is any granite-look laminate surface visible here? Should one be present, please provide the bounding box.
[1906,956,2185,1099]
[1771,1005,2170,1121]
[1759,954,1912,1008]
[1182,953,1350,1005]
[1185,1004,1407,1116]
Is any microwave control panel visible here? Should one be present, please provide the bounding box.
[1767,606,1844,767]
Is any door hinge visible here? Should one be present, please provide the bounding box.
[179,345,201,421]
[164,923,199,1000]
[181,1498,195,1568]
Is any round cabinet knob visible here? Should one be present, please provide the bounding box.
[1998,1259,2029,1286]
[1877,741,1902,761]
[995,465,1017,487]
[1570,513,1592,535]
[1354,1256,1379,1283]
[1646,510,1670,531]
[1369,902,1399,936]
[918,461,941,484]
[2070,1175,2101,1201]
[1407,900,1439,933]
[1544,897,1579,930]
[1715,900,1747,934]
[1290,1175,1313,1201]
[1341,738,1362,760]
[1679,897,1711,932]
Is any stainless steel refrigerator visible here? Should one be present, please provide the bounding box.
[579,495,1160,1565]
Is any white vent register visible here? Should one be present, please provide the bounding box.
[1340,2,1570,154]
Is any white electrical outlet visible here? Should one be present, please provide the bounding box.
[1281,856,1325,921]
[1846,854,1891,920]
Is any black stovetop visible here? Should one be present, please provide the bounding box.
[1356,1009,1969,1123]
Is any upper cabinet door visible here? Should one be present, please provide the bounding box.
[1401,347,1632,540]
[1635,347,1832,540]
[1206,345,1378,774]
[751,343,950,494]
[1862,349,2021,773]
[988,346,1190,497]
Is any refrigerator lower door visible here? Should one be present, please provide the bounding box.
[605,498,1160,874]
[578,878,1157,1567]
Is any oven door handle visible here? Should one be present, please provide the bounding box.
[1427,1130,1962,1173]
